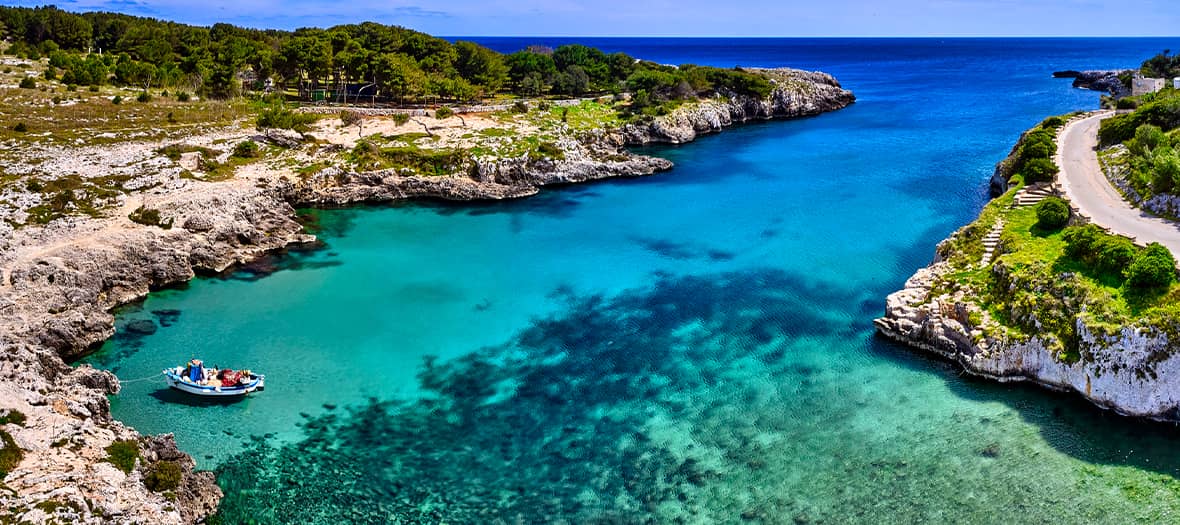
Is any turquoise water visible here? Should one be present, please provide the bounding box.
[82,39,1180,523]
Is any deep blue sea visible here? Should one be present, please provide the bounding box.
[84,38,1180,523]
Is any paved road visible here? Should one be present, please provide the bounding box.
[1057,111,1180,259]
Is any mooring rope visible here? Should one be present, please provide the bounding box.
[118,372,165,384]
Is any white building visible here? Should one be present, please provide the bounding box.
[1132,76,1165,96]
[1174,77,1180,90]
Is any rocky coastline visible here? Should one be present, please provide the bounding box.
[875,263,1180,421]
[875,124,1180,422]
[1052,69,1131,98]
[0,68,853,523]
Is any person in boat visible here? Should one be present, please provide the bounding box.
[184,359,205,383]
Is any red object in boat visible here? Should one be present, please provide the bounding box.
[221,370,242,387]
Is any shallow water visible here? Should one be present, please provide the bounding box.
[82,38,1180,523]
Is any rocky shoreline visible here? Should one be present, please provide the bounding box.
[874,263,1180,421]
[1052,69,1131,98]
[0,68,853,523]
[875,122,1180,423]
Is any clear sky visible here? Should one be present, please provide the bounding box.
[9,0,1180,36]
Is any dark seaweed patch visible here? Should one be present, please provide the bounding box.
[217,242,339,282]
[212,269,855,524]
[151,309,182,327]
[630,236,736,263]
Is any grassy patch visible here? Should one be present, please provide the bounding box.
[0,86,250,146]
[23,173,131,224]
[128,206,173,229]
[0,410,26,427]
[0,430,22,477]
[157,143,217,161]
[143,461,183,492]
[104,440,139,474]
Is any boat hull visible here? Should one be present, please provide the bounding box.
[163,368,265,397]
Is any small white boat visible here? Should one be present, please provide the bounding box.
[163,363,265,397]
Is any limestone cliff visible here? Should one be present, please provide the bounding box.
[622,68,855,145]
[875,263,1180,420]
[291,68,852,205]
[289,133,672,205]
[1,186,306,523]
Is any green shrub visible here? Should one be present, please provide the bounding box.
[13,122,29,133]
[1100,112,1144,146]
[104,439,139,473]
[1095,236,1137,276]
[176,91,190,102]
[136,91,152,103]
[434,106,454,119]
[232,140,260,158]
[18,77,36,89]
[391,113,410,126]
[1020,140,1053,162]
[1063,224,1108,265]
[51,95,61,105]
[66,84,77,92]
[1040,116,1067,129]
[1100,95,1180,146]
[166,111,176,123]
[1021,157,1059,183]
[1035,197,1070,229]
[1116,97,1139,110]
[43,68,56,80]
[0,409,26,426]
[144,460,183,492]
[88,85,99,93]
[112,95,123,105]
[1131,124,1167,155]
[1126,243,1177,289]
[512,101,529,113]
[530,141,566,161]
[128,206,172,229]
[0,430,22,477]
[256,102,316,135]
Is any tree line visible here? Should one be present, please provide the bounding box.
[0,5,776,105]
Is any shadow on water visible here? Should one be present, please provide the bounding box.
[211,268,863,524]
[870,335,1180,478]
[148,388,252,407]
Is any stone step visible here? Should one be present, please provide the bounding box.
[979,220,1006,266]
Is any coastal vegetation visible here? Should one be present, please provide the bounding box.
[0,4,783,114]
[1096,80,1180,217]
[143,460,183,493]
[0,5,847,231]
[1141,50,1180,79]
[0,429,22,478]
[103,439,140,474]
[932,117,1180,363]
[0,410,25,478]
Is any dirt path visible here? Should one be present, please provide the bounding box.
[1057,111,1180,260]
